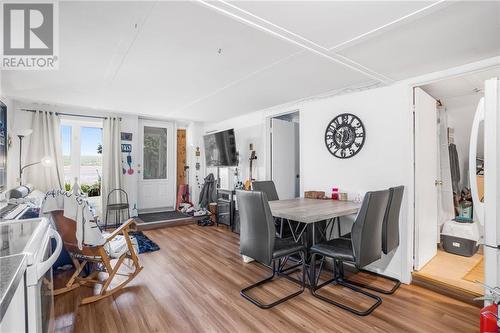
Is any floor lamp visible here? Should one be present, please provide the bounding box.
[17,129,53,186]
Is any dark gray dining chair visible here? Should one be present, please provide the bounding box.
[237,190,306,309]
[251,180,286,237]
[310,189,390,316]
[341,186,404,294]
[251,181,279,201]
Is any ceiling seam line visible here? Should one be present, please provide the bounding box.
[195,0,391,84]
[107,1,158,85]
[332,53,394,83]
[217,0,330,52]
[212,0,395,83]
[328,0,449,52]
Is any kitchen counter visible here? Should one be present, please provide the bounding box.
[0,218,48,324]
[0,254,27,322]
[1,219,41,257]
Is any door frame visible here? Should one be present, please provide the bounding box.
[137,118,176,212]
[407,59,500,282]
[265,110,302,196]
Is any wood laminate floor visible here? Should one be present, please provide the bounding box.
[413,248,484,296]
[54,225,479,333]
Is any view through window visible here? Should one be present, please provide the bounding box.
[61,120,103,197]
[61,125,72,185]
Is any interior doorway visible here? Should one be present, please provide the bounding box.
[270,111,300,199]
[412,67,500,298]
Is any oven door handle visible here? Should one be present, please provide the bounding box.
[37,228,63,280]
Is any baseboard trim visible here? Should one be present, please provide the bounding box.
[136,218,195,230]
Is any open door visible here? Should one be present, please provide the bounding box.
[482,78,500,294]
[414,87,439,270]
[271,118,299,199]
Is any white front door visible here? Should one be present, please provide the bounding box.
[271,118,299,199]
[414,87,439,270]
[138,120,175,211]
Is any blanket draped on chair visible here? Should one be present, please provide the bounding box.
[42,190,103,249]
[42,190,139,257]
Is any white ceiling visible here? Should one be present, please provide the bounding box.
[2,1,500,122]
[421,66,500,102]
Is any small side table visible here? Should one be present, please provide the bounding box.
[105,189,130,229]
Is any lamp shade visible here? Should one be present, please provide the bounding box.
[17,129,33,137]
[40,156,53,167]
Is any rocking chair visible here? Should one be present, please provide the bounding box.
[51,211,143,304]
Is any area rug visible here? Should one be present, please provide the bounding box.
[130,231,160,254]
[462,258,484,283]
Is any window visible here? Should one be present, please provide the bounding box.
[143,126,167,179]
[61,125,72,185]
[80,127,103,185]
[60,119,103,196]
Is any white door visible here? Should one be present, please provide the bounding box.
[483,78,500,291]
[414,87,439,270]
[138,120,175,211]
[271,118,299,199]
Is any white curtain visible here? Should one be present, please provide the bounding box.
[101,116,122,223]
[25,111,64,191]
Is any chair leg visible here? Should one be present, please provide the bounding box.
[310,256,382,316]
[341,265,401,295]
[241,253,305,309]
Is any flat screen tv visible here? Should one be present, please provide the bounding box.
[203,129,238,167]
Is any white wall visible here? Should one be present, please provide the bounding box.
[186,121,205,206]
[119,114,139,215]
[300,83,412,280]
[200,83,413,282]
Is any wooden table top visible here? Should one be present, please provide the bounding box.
[269,198,361,224]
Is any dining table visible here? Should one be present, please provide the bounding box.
[268,198,361,245]
[268,198,361,284]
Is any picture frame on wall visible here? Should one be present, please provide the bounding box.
[121,132,133,141]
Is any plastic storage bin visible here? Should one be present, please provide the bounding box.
[440,220,480,257]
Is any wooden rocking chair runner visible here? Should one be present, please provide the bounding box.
[51,211,143,304]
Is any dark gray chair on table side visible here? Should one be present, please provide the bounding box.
[310,189,390,316]
[237,190,306,309]
[341,186,404,294]
[251,181,279,201]
[251,181,286,238]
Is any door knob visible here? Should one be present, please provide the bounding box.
[435,180,443,186]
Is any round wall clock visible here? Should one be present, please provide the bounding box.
[324,113,366,159]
